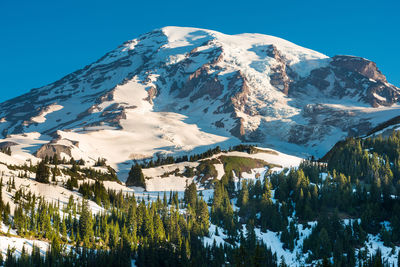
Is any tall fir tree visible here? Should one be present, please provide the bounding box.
[79,199,94,245]
[36,161,50,183]
[184,182,197,207]
[126,164,146,188]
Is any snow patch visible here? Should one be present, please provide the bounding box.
[31,104,63,123]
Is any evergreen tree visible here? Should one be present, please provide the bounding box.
[36,160,50,183]
[184,182,197,207]
[126,163,146,188]
[79,198,94,245]
[196,197,210,235]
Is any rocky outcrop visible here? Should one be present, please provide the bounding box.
[267,45,293,95]
[331,55,387,83]
[177,65,224,101]
[227,72,252,139]
[144,87,158,104]
[35,143,73,159]
[229,71,250,112]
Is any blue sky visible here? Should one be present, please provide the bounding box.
[1,0,399,102]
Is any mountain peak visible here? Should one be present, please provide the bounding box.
[0,26,399,175]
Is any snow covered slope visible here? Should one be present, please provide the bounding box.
[0,26,399,175]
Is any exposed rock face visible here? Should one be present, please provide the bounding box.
[35,143,73,159]
[145,87,158,104]
[291,55,400,108]
[266,45,294,95]
[331,55,387,82]
[178,65,224,101]
[229,71,250,112]
[0,27,399,158]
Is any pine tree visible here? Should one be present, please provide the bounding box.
[5,246,15,266]
[36,161,50,183]
[196,197,210,235]
[262,178,272,203]
[319,227,332,258]
[154,215,166,242]
[184,182,197,207]
[126,164,145,188]
[11,177,15,190]
[3,202,10,224]
[110,222,120,249]
[79,199,94,245]
[53,154,59,165]
[238,180,249,208]
[52,166,58,182]
[61,217,67,241]
[143,209,154,241]
[163,191,168,207]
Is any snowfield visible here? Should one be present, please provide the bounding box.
[30,104,64,124]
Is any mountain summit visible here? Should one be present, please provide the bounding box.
[0,26,399,172]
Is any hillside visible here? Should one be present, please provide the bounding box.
[0,133,400,266]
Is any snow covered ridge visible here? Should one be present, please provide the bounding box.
[0,26,399,170]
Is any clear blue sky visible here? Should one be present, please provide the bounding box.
[1,0,399,102]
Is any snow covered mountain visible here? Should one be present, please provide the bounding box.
[0,26,399,173]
